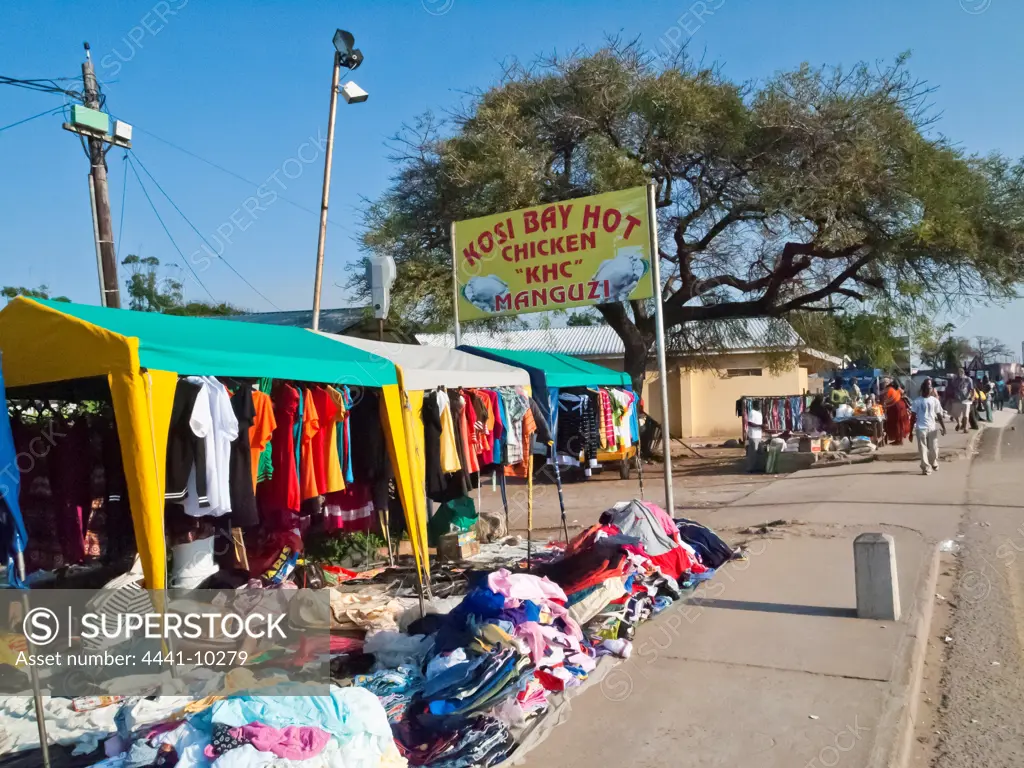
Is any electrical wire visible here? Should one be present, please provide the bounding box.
[133,125,359,236]
[125,155,217,302]
[129,151,281,310]
[0,75,82,99]
[0,105,64,134]
[117,151,129,258]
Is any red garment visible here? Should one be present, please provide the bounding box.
[458,393,480,474]
[299,389,320,502]
[310,387,338,495]
[648,547,703,581]
[885,398,910,445]
[258,384,301,513]
[323,484,374,532]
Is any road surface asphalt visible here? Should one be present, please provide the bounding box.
[933,412,1024,767]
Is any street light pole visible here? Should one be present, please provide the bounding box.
[311,51,342,332]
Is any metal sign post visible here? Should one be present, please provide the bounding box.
[646,183,675,515]
[450,222,462,347]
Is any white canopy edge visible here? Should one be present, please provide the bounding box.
[312,332,531,391]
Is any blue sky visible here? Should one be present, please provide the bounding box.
[1,0,1021,349]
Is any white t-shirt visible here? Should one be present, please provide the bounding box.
[911,395,942,433]
[747,409,764,440]
[180,376,238,517]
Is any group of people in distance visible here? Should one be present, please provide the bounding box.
[883,367,1013,476]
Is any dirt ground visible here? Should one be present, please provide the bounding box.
[474,443,775,540]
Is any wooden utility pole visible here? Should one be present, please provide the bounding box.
[81,44,121,308]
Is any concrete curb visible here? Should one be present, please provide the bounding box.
[868,543,942,768]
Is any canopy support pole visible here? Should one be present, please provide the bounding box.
[526,452,534,568]
[548,441,569,544]
[648,182,675,515]
[22,593,51,768]
[498,470,509,535]
[635,447,645,499]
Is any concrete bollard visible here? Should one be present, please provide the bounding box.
[854,533,901,621]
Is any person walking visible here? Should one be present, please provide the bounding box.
[994,377,1006,411]
[745,401,763,473]
[980,375,994,422]
[912,378,946,476]
[947,367,975,432]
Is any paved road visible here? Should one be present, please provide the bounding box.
[934,413,1024,767]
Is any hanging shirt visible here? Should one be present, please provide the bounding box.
[164,379,207,505]
[423,391,446,501]
[228,385,259,528]
[458,392,481,475]
[249,390,276,490]
[299,388,321,502]
[341,386,354,484]
[491,389,508,465]
[258,383,301,513]
[436,390,462,473]
[747,409,764,440]
[179,376,238,518]
[324,386,347,493]
[207,377,239,515]
[502,388,529,465]
[310,387,335,495]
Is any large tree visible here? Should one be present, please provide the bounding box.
[358,42,1024,389]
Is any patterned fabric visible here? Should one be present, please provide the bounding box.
[500,388,529,465]
[598,389,615,449]
[210,723,246,756]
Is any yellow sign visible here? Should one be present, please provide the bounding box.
[452,186,653,321]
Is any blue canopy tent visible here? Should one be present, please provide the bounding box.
[0,355,28,589]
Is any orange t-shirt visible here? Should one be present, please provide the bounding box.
[249,390,277,490]
[300,388,321,501]
[324,386,347,493]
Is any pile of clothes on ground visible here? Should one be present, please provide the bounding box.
[0,685,406,767]
[340,499,738,767]
[0,501,737,768]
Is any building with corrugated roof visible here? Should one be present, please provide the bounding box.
[419,320,840,439]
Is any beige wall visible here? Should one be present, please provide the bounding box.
[686,353,808,438]
[581,351,812,440]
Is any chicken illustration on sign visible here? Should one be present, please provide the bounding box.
[453,187,654,320]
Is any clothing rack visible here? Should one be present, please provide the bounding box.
[737,393,813,438]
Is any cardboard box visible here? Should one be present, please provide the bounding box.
[437,530,480,562]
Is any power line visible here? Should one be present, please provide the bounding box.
[125,155,217,302]
[129,151,281,310]
[0,75,82,99]
[117,152,129,257]
[133,126,359,236]
[0,106,63,134]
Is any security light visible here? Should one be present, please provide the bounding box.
[332,29,363,70]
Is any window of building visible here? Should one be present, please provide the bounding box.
[725,368,763,378]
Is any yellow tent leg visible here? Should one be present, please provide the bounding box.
[380,384,430,588]
[108,368,176,590]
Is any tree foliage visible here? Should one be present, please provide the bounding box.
[788,311,911,370]
[2,285,70,302]
[917,327,1014,370]
[121,255,243,316]
[358,41,1024,387]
